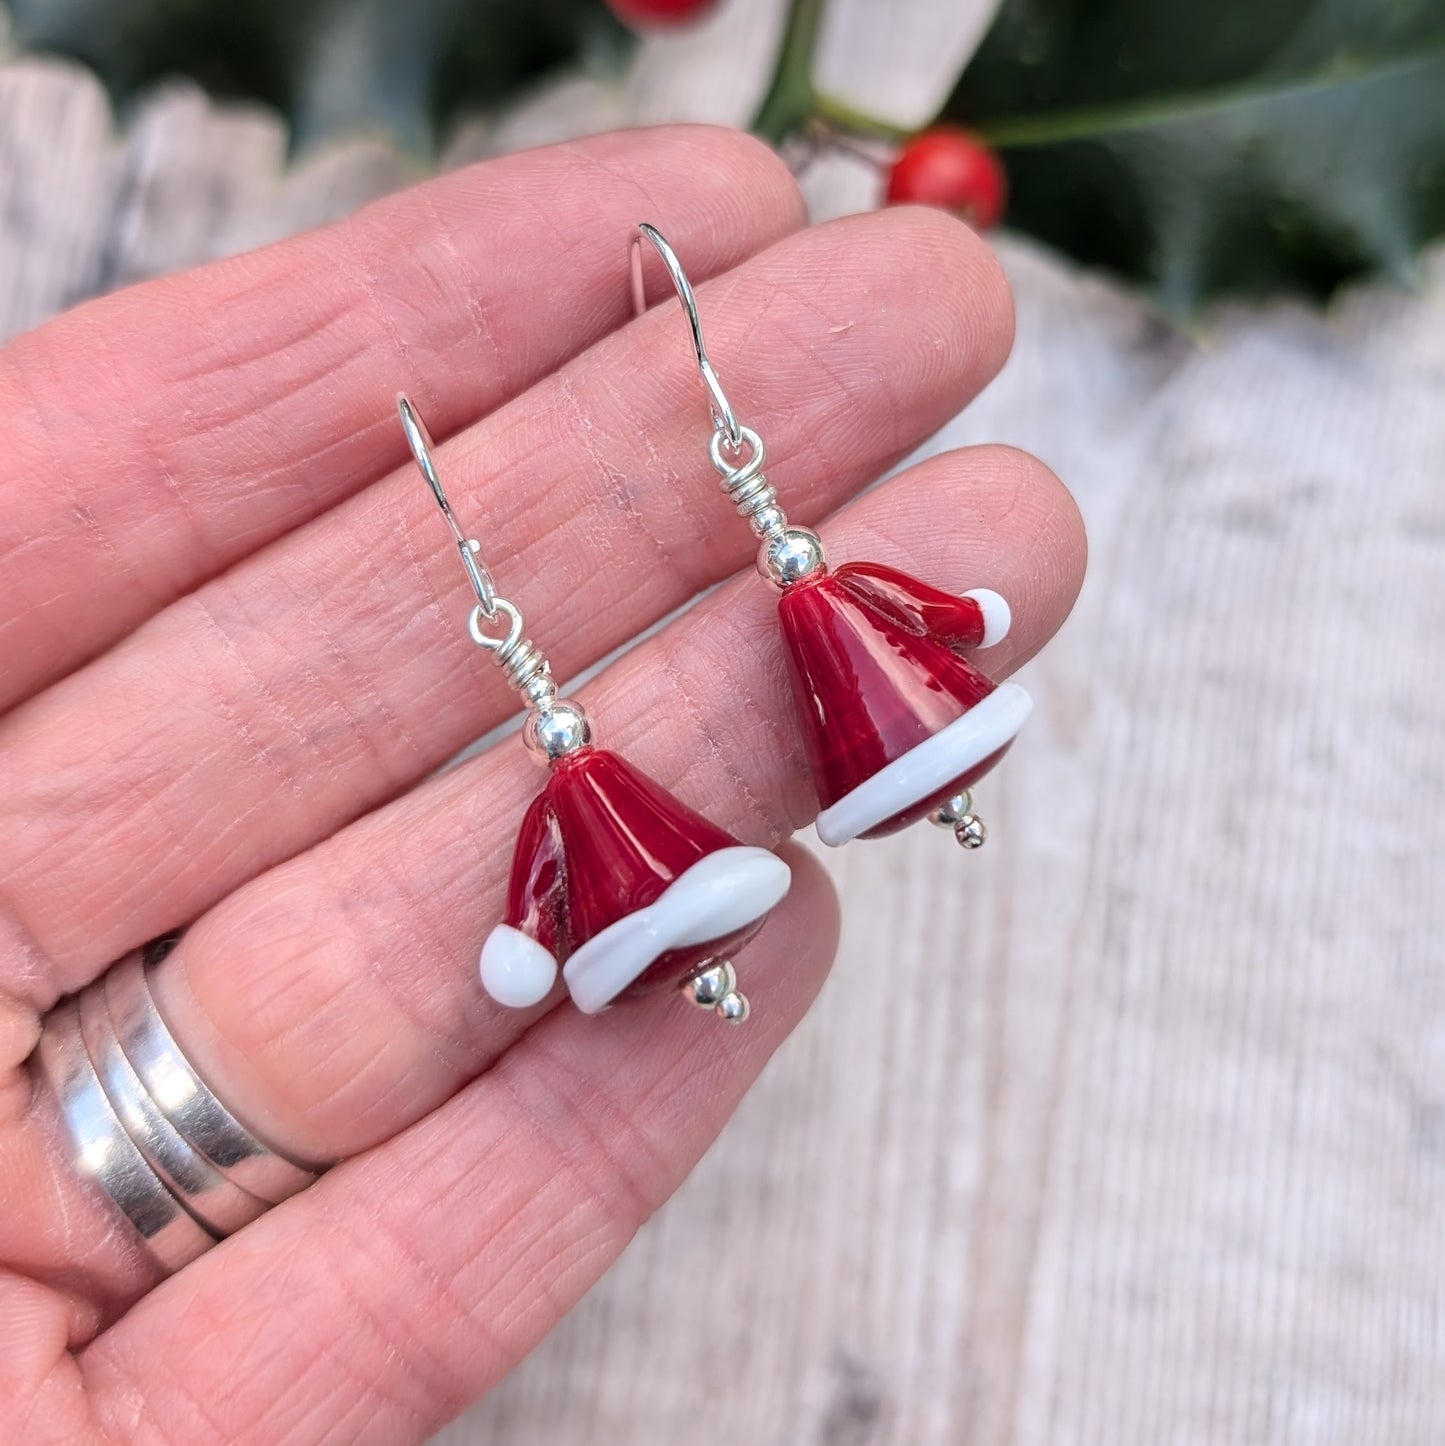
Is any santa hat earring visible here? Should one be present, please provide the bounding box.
[398,396,789,1020]
[629,224,1032,850]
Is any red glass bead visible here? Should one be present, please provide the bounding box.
[503,748,768,993]
[778,563,1014,838]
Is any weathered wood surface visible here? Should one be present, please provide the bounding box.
[3,0,1442,1440]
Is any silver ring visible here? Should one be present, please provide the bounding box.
[102,955,322,1202]
[35,1001,217,1272]
[31,945,328,1273]
[77,986,270,1235]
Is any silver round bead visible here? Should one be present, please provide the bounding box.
[930,791,975,828]
[748,504,786,539]
[522,701,591,764]
[757,527,826,588]
[954,814,987,849]
[716,991,751,1024]
[686,961,737,1008]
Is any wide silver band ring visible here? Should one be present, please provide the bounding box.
[31,942,327,1273]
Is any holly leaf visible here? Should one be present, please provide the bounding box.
[5,0,633,151]
[946,0,1445,313]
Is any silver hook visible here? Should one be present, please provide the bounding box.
[630,223,743,451]
[397,394,498,619]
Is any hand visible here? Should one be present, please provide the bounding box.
[0,126,1084,1443]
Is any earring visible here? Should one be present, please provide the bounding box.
[629,224,1031,851]
[397,397,788,1021]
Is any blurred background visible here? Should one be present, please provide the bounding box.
[2,0,1442,1441]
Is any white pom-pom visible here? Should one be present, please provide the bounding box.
[479,926,557,1009]
[962,588,1011,647]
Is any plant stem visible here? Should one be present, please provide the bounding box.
[967,47,1445,148]
[771,37,1445,155]
[821,42,1445,152]
[751,0,829,145]
[813,92,913,143]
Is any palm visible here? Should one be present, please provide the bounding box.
[0,126,1083,1443]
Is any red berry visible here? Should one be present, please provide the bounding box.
[886,127,1007,230]
[606,0,720,27]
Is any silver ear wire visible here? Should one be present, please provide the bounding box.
[629,224,825,589]
[630,222,742,450]
[397,395,499,620]
[397,394,590,763]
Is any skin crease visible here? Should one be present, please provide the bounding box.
[0,125,1086,1443]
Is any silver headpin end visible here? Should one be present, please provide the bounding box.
[684,959,750,1024]
[930,791,988,849]
[398,394,590,764]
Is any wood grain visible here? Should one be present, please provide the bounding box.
[2,1,1441,1438]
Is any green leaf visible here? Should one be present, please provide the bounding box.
[945,0,1445,313]
[6,0,633,151]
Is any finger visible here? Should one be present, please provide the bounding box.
[0,206,1016,999]
[74,846,840,1446]
[0,125,804,711]
[0,445,1080,1307]
[0,1270,94,1439]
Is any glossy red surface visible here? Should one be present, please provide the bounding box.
[503,748,764,993]
[885,127,1008,230]
[834,561,986,649]
[778,564,1005,827]
[607,0,719,28]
